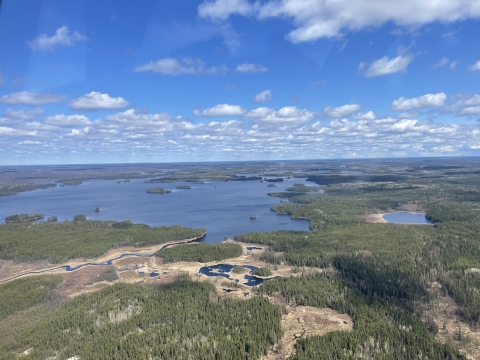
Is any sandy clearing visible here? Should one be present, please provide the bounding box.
[263,295,353,360]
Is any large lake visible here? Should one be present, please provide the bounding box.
[0,178,310,242]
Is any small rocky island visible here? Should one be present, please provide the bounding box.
[176,185,192,189]
[265,178,284,182]
[5,213,44,224]
[146,188,172,194]
[95,207,100,212]
[47,216,58,222]
[267,183,277,187]
[250,215,257,219]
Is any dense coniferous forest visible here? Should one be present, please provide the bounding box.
[157,243,243,263]
[0,277,282,360]
[0,275,63,321]
[0,221,205,263]
[0,184,56,197]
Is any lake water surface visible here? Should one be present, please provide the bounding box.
[0,178,310,242]
[382,212,432,224]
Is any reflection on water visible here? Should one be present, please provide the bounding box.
[382,212,433,224]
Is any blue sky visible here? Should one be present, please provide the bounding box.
[0,0,480,164]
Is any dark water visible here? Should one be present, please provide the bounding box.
[0,178,311,242]
[199,263,270,287]
[383,212,433,224]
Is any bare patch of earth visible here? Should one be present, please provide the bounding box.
[263,294,353,360]
[0,259,51,279]
[361,213,388,223]
[417,282,480,360]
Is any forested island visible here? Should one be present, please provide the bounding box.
[146,187,172,194]
[176,185,191,189]
[251,267,272,277]
[264,178,284,182]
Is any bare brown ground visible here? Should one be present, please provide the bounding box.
[361,213,387,223]
[57,266,112,298]
[0,258,51,279]
[263,294,353,360]
[417,282,480,360]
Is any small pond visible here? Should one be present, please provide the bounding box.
[382,212,433,225]
[198,264,276,287]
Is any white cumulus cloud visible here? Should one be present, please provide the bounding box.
[459,106,480,116]
[433,57,450,69]
[362,55,413,78]
[353,111,376,120]
[3,108,44,121]
[134,58,227,76]
[199,0,480,42]
[106,109,194,132]
[235,63,268,73]
[323,104,361,118]
[391,93,447,111]
[253,89,272,103]
[469,60,480,71]
[194,104,247,117]
[43,114,92,127]
[0,91,66,106]
[198,0,255,20]
[243,106,314,126]
[28,26,87,51]
[69,92,130,111]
